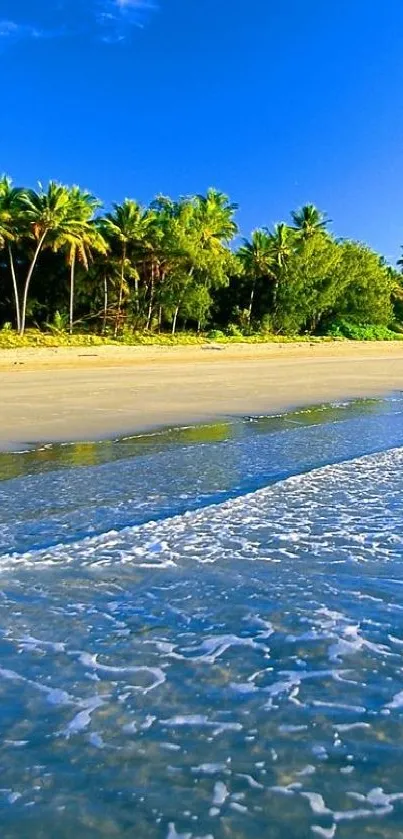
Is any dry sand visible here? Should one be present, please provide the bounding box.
[1,341,403,449]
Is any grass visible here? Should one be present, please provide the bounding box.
[0,329,341,349]
[0,325,402,349]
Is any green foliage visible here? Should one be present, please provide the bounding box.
[274,237,393,334]
[260,314,275,334]
[207,329,226,341]
[3,327,399,349]
[291,204,329,238]
[44,310,69,335]
[225,323,244,338]
[324,242,393,326]
[0,330,111,348]
[0,180,400,343]
[181,284,212,328]
[327,319,403,341]
[274,235,342,333]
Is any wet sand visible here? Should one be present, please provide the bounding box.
[1,341,403,449]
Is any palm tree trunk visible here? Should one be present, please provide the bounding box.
[115,282,124,336]
[114,244,126,338]
[172,306,179,335]
[248,283,255,324]
[134,274,139,313]
[146,263,155,331]
[102,274,108,335]
[171,268,193,336]
[8,243,20,333]
[272,273,280,311]
[20,231,48,335]
[156,271,165,333]
[69,249,76,336]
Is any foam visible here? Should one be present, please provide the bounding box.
[0,666,73,706]
[191,763,228,775]
[4,446,403,575]
[2,440,403,836]
[236,773,264,789]
[64,696,104,736]
[212,781,228,806]
[76,653,166,692]
[300,792,331,815]
[386,691,403,709]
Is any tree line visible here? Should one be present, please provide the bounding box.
[0,175,401,338]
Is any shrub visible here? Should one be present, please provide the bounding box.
[225,323,244,338]
[327,319,403,341]
[44,311,69,335]
[207,329,226,341]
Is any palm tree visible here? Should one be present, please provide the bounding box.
[18,182,72,335]
[52,187,107,334]
[268,223,293,308]
[194,188,238,250]
[238,229,275,323]
[291,204,329,239]
[148,197,194,335]
[142,211,166,331]
[189,189,238,331]
[269,223,293,266]
[100,199,153,335]
[0,175,25,331]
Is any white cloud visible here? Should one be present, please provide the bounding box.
[0,20,41,40]
[96,0,156,40]
[0,1,157,44]
[0,21,18,36]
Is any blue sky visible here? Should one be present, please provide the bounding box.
[1,0,402,261]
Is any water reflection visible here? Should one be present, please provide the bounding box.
[0,396,399,483]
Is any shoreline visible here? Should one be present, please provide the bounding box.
[2,341,403,451]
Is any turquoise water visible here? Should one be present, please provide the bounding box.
[2,397,403,837]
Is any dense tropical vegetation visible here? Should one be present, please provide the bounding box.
[1,175,402,343]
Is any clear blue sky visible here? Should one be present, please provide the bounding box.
[1,0,402,261]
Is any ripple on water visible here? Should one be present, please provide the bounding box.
[1,443,403,836]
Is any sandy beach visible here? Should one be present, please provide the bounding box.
[1,341,403,449]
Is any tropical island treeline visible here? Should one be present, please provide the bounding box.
[1,175,402,342]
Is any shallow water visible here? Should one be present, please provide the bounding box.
[2,397,403,837]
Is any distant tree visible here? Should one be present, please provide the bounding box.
[0,175,26,331]
[181,283,212,331]
[238,229,274,324]
[274,235,341,333]
[100,200,154,334]
[191,189,238,330]
[291,204,329,239]
[19,182,73,334]
[194,188,238,247]
[52,186,107,334]
[152,190,238,334]
[268,223,294,310]
[330,241,393,326]
[0,173,398,340]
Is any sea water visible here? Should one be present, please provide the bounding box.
[1,397,403,837]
